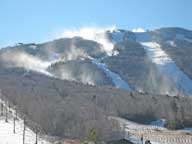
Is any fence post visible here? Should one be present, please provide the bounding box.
[23,117,26,144]
[5,106,8,122]
[13,117,16,133]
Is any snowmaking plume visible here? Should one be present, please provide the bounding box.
[61,26,117,56]
[1,51,52,76]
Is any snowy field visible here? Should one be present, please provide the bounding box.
[0,117,50,144]
[0,97,51,144]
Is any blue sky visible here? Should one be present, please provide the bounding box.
[0,0,191,47]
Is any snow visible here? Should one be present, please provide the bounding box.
[61,27,132,89]
[2,51,53,76]
[149,119,166,128]
[90,58,131,90]
[110,117,164,144]
[61,26,117,56]
[0,118,50,144]
[132,28,146,33]
[110,117,167,132]
[29,45,37,49]
[110,117,192,144]
[141,42,173,65]
[49,52,60,61]
[141,42,192,96]
[166,41,177,47]
[110,30,125,43]
[0,97,51,144]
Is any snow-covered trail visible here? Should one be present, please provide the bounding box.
[141,42,192,96]
[91,58,131,90]
[0,97,51,144]
[0,118,50,144]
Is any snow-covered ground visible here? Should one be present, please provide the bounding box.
[149,119,166,128]
[141,42,192,96]
[0,97,51,144]
[110,117,167,132]
[110,117,165,144]
[0,117,50,144]
[110,117,192,144]
[90,58,131,90]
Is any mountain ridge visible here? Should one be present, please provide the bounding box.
[1,27,192,96]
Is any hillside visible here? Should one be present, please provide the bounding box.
[1,27,192,142]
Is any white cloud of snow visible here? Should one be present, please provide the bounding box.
[132,28,146,33]
[2,51,52,76]
[60,26,117,56]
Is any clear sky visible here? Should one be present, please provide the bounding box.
[0,0,191,47]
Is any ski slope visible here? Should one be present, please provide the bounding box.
[141,42,192,96]
[90,58,131,90]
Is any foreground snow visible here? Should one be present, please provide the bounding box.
[0,117,51,144]
[0,97,51,144]
[0,117,50,144]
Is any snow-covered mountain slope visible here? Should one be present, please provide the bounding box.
[1,27,192,95]
[90,58,131,90]
[58,28,131,89]
[47,59,113,86]
[141,42,192,96]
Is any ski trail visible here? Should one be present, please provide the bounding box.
[90,58,131,90]
[141,42,192,96]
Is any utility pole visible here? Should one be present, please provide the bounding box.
[0,89,3,116]
[35,126,39,144]
[35,124,40,144]
[92,95,97,128]
[0,103,3,116]
[5,106,8,122]
[141,134,144,144]
[5,99,9,123]
[13,117,16,133]
[123,124,126,139]
[8,101,11,112]
[35,130,38,144]
[23,118,26,144]
[15,106,18,120]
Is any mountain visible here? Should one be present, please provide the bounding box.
[1,27,192,142]
[1,27,192,96]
